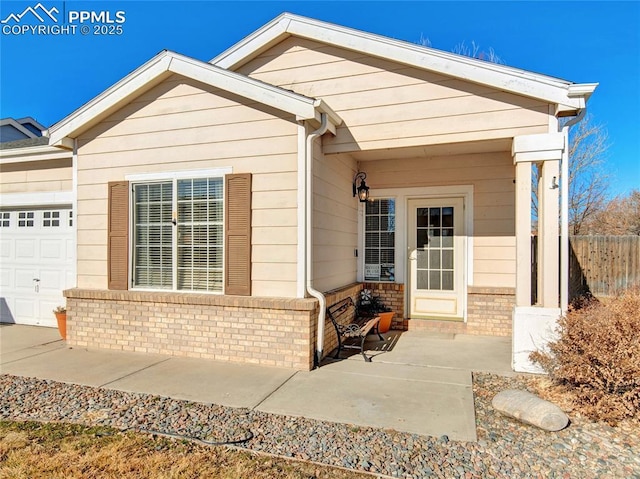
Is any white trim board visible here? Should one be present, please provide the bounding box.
[125,167,232,182]
[0,191,74,208]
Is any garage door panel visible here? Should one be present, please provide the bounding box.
[0,207,74,327]
[15,269,37,289]
[65,238,74,260]
[14,298,36,319]
[40,239,63,260]
[0,239,10,258]
[0,270,10,288]
[16,239,37,259]
[39,269,65,292]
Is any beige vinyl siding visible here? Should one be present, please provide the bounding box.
[361,151,516,288]
[237,37,550,154]
[312,138,358,292]
[75,75,299,297]
[0,159,72,194]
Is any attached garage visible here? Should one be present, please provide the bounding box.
[0,138,75,327]
[1,207,74,326]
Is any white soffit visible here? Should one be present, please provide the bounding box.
[47,50,341,147]
[211,13,597,111]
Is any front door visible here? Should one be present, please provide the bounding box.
[408,198,465,320]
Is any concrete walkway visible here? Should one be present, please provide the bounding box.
[0,324,512,442]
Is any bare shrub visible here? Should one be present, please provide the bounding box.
[530,288,640,425]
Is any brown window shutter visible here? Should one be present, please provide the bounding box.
[108,181,129,290]
[225,173,252,296]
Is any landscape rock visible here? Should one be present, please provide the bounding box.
[492,389,569,431]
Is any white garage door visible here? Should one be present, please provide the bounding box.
[0,208,75,327]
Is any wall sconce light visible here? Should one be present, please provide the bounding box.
[550,176,559,189]
[353,171,370,202]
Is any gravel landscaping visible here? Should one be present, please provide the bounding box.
[1,372,638,478]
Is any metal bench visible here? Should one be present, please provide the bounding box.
[327,297,383,362]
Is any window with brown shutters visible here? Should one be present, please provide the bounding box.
[225,173,252,296]
[108,181,129,290]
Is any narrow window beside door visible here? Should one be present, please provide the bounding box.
[364,199,395,282]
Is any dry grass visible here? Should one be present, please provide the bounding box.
[530,287,640,425]
[0,421,370,479]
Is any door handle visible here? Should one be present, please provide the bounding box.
[33,278,40,293]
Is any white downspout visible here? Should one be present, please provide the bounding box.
[559,108,586,313]
[305,113,329,367]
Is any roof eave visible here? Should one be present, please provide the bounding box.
[0,144,72,164]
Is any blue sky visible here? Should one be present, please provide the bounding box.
[1,1,638,196]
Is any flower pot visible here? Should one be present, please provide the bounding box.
[54,312,67,340]
[377,311,394,333]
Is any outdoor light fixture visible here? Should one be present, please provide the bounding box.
[353,171,370,202]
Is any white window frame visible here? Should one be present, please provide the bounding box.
[126,167,231,293]
[362,197,397,283]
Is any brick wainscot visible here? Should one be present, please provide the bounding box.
[64,289,318,370]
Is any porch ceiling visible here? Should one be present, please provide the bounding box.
[342,138,512,162]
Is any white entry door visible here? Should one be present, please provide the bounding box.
[408,198,465,320]
[0,208,75,327]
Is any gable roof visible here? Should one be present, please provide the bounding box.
[0,136,49,150]
[0,118,39,141]
[47,50,342,148]
[211,13,596,114]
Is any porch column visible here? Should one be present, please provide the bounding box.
[512,133,564,307]
[514,161,532,307]
[512,133,565,373]
[538,159,560,308]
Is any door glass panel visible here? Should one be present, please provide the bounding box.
[417,250,428,268]
[442,228,454,247]
[442,207,454,227]
[417,229,429,248]
[429,271,441,290]
[429,208,441,227]
[429,250,440,269]
[416,208,429,227]
[442,250,453,269]
[417,270,429,290]
[415,205,456,291]
[428,229,440,247]
[442,271,454,290]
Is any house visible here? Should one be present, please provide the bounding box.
[13,14,597,371]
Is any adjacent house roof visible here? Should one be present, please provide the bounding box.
[47,50,342,148]
[0,117,45,142]
[0,136,49,150]
[211,13,597,113]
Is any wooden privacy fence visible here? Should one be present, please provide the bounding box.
[569,235,640,298]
